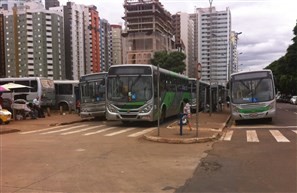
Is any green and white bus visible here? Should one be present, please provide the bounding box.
[106,64,190,122]
[229,69,276,123]
[79,72,107,119]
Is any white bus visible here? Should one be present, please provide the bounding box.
[188,78,210,112]
[229,70,276,123]
[54,80,79,111]
[0,77,55,107]
[79,72,107,119]
[106,64,190,123]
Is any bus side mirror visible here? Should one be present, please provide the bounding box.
[226,82,229,89]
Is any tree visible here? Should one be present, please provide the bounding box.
[266,22,297,95]
[150,51,186,73]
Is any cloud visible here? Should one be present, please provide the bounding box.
[60,0,297,71]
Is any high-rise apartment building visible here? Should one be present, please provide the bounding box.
[45,0,60,10]
[0,13,5,77]
[62,2,85,80]
[100,19,112,72]
[0,0,42,11]
[172,12,194,77]
[85,5,100,73]
[193,7,231,85]
[3,2,65,79]
[111,24,122,65]
[122,0,173,64]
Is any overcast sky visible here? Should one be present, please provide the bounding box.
[61,0,297,71]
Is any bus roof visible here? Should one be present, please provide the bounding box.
[109,64,189,80]
[231,69,272,77]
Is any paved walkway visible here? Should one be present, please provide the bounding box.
[0,108,231,144]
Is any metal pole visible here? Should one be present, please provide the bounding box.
[157,63,160,136]
[209,0,213,116]
[196,79,200,137]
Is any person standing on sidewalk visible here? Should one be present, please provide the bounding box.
[33,96,45,118]
[183,98,192,131]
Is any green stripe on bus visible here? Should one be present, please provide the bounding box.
[239,106,269,113]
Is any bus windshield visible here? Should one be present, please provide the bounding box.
[80,79,105,103]
[231,78,274,104]
[107,75,152,102]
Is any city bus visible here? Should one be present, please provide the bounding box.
[54,80,79,111]
[188,78,210,112]
[79,72,107,119]
[0,77,55,107]
[106,64,191,123]
[229,69,276,123]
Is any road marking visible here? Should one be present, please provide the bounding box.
[222,130,233,141]
[292,130,297,134]
[83,127,116,136]
[246,130,259,142]
[128,127,156,137]
[20,125,71,134]
[61,125,104,135]
[105,127,136,136]
[40,125,88,134]
[269,130,290,142]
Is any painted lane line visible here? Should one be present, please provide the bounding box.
[246,130,259,142]
[222,130,233,141]
[40,125,88,135]
[292,130,297,134]
[269,130,290,142]
[20,125,72,134]
[105,127,136,136]
[128,127,157,137]
[61,125,104,135]
[83,127,116,136]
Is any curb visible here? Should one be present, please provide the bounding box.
[143,132,222,144]
[0,129,20,135]
[143,115,231,144]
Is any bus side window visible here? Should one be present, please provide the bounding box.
[31,80,38,92]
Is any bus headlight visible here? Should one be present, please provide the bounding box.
[140,104,153,113]
[107,104,117,113]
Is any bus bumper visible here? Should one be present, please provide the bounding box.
[80,111,105,119]
[232,109,276,120]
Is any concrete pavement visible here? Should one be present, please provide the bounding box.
[0,108,231,144]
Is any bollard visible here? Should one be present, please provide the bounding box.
[179,113,187,136]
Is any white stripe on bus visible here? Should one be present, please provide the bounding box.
[61,125,104,135]
[128,127,156,137]
[246,130,259,142]
[40,125,88,135]
[269,130,290,142]
[83,127,117,136]
[104,128,136,136]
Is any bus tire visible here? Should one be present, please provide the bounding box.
[160,107,166,124]
[59,103,69,112]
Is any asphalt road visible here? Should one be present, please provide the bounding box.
[0,120,213,193]
[176,102,297,193]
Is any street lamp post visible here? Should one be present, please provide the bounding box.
[209,0,214,116]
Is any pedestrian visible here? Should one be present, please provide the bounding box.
[33,96,45,118]
[183,98,192,131]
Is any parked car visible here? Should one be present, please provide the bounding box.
[290,96,297,105]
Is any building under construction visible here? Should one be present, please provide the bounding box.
[122,0,174,64]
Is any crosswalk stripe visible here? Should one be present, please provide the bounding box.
[20,125,70,134]
[222,130,233,141]
[292,130,297,134]
[269,130,290,142]
[246,130,259,142]
[40,125,88,135]
[128,127,156,137]
[83,127,116,136]
[61,125,104,135]
[105,127,136,136]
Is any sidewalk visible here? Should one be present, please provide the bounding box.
[144,107,231,143]
[0,108,231,144]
